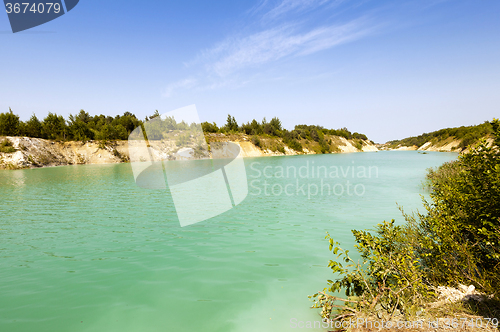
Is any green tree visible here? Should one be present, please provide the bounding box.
[240,122,253,135]
[75,109,91,123]
[263,123,274,135]
[119,112,141,134]
[96,123,114,142]
[225,114,238,132]
[201,121,219,133]
[250,119,263,135]
[24,114,43,138]
[146,110,160,121]
[0,108,20,136]
[269,117,282,136]
[352,132,368,140]
[68,112,93,141]
[114,124,128,140]
[42,113,68,140]
[310,129,320,142]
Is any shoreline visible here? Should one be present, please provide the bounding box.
[1,133,473,171]
[0,135,379,170]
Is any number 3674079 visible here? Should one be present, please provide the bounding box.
[5,3,62,14]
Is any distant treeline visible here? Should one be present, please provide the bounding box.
[204,115,367,140]
[202,115,369,153]
[0,109,369,145]
[0,109,143,141]
[387,121,494,150]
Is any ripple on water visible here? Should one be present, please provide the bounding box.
[0,152,458,332]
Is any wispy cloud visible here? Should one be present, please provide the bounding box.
[163,0,379,97]
[259,0,341,21]
[162,78,197,98]
[201,17,374,77]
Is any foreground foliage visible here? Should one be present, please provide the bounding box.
[311,220,431,322]
[312,119,500,323]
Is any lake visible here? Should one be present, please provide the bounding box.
[0,151,457,332]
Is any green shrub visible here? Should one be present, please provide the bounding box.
[0,139,16,153]
[285,138,302,152]
[353,139,363,151]
[240,122,253,135]
[310,129,320,142]
[263,123,274,136]
[312,119,500,322]
[414,124,500,291]
[201,121,219,133]
[176,133,191,146]
[310,221,430,321]
[319,139,330,154]
[352,132,368,140]
[112,148,121,158]
[251,136,261,148]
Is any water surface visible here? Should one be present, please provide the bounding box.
[0,151,457,332]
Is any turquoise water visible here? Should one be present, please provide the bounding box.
[0,151,457,332]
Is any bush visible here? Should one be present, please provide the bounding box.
[312,119,500,322]
[176,133,191,146]
[414,124,500,290]
[310,221,430,321]
[201,121,219,133]
[0,139,16,153]
[240,122,253,135]
[310,129,320,142]
[319,139,330,154]
[285,138,302,152]
[352,132,368,140]
[458,132,481,150]
[263,123,274,136]
[251,136,261,148]
[353,139,363,151]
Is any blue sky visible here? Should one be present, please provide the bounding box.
[1,0,499,142]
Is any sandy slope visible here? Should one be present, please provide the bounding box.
[0,135,378,169]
